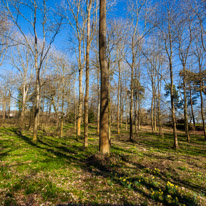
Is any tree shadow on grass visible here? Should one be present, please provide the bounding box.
[2,128,203,205]
[80,153,201,206]
[0,150,11,159]
[119,148,206,196]
[11,128,83,164]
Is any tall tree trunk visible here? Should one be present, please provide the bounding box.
[135,96,138,135]
[33,68,40,142]
[138,100,141,130]
[3,100,6,120]
[200,88,206,139]
[130,40,134,141]
[77,41,83,137]
[99,0,110,154]
[166,16,178,149]
[117,60,120,135]
[60,75,65,138]
[151,95,154,133]
[169,57,178,149]
[60,117,64,137]
[20,84,26,125]
[158,70,163,137]
[84,0,92,148]
[126,96,128,131]
[154,95,157,132]
[189,84,195,129]
[120,82,123,130]
[73,79,77,133]
[56,95,60,128]
[108,63,111,140]
[33,6,39,142]
[97,68,100,135]
[8,90,11,118]
[183,64,190,142]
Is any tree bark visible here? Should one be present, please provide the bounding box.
[157,68,163,137]
[166,14,178,149]
[84,0,92,148]
[169,57,178,149]
[33,68,40,142]
[97,68,100,135]
[189,84,195,129]
[99,0,110,154]
[182,64,190,142]
[73,79,77,133]
[60,70,65,138]
[135,96,138,135]
[138,100,141,130]
[200,86,206,140]
[154,95,157,132]
[77,40,83,137]
[33,3,39,142]
[151,95,154,133]
[130,38,135,142]
[108,68,111,141]
[117,60,120,135]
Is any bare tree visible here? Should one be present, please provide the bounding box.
[84,0,98,147]
[158,1,179,149]
[125,0,154,141]
[192,35,206,140]
[63,0,87,138]
[0,8,9,66]
[177,13,192,142]
[3,0,62,141]
[11,43,34,126]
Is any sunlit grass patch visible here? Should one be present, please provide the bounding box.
[0,125,206,205]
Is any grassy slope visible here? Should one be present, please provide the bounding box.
[0,124,206,206]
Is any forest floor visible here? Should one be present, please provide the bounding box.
[0,124,206,206]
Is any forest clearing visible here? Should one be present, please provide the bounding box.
[1,0,206,205]
[0,123,205,206]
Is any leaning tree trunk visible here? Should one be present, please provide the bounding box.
[99,0,110,154]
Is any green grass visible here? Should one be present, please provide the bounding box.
[0,124,206,205]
